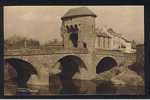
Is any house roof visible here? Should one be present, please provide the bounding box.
[107,28,131,43]
[61,7,97,20]
[96,32,111,38]
[107,28,122,38]
[96,27,111,38]
[96,27,131,42]
[121,37,131,43]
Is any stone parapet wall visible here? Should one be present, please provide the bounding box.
[4,48,88,56]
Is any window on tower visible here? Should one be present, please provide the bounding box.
[66,25,69,33]
[69,25,79,48]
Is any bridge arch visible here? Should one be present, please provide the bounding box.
[52,55,87,80]
[96,57,118,74]
[4,58,37,88]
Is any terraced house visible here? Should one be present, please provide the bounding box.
[95,27,136,53]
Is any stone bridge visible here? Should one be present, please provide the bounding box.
[4,7,137,87]
[4,48,136,86]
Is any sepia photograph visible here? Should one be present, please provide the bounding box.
[4,6,144,96]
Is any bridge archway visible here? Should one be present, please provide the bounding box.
[54,55,87,80]
[96,57,117,74]
[4,58,37,88]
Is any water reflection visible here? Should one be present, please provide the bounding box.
[59,79,80,94]
[96,81,117,95]
[4,75,144,96]
[16,88,32,96]
[49,74,81,95]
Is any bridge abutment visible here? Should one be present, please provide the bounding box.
[27,67,49,86]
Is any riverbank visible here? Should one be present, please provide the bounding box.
[93,64,144,87]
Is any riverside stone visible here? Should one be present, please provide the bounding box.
[94,66,144,86]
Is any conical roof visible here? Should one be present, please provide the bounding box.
[61,7,97,20]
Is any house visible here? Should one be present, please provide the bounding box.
[95,27,136,53]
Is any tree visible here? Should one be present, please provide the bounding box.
[5,34,41,49]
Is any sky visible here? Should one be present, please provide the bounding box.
[4,6,144,44]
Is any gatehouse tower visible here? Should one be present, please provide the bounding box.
[61,7,97,51]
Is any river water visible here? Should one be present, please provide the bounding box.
[4,75,144,96]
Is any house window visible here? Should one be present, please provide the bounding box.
[103,37,105,48]
[108,38,110,49]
